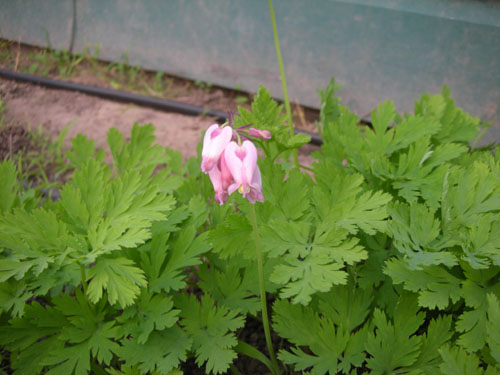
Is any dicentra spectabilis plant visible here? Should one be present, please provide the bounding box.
[1,2,500,375]
[1,82,500,375]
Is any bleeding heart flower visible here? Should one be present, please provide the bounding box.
[224,140,263,203]
[201,124,233,173]
[247,166,264,203]
[208,150,233,205]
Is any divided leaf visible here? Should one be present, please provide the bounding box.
[209,214,254,260]
[198,263,260,315]
[108,123,170,175]
[415,86,480,144]
[388,202,457,269]
[267,224,366,304]
[312,170,391,235]
[439,345,483,375]
[273,296,368,374]
[118,327,191,374]
[384,259,462,309]
[175,294,245,374]
[486,294,500,364]
[365,294,426,374]
[119,291,180,344]
[87,256,147,308]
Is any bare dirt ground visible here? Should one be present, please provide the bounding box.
[0,78,317,167]
[0,41,320,171]
[0,78,215,160]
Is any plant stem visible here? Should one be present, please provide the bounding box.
[249,204,280,375]
[267,0,299,169]
[80,263,88,294]
[299,164,314,172]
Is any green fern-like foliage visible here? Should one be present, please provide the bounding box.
[0,124,214,375]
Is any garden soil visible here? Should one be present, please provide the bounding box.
[0,78,316,165]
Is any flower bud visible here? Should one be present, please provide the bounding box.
[248,128,271,140]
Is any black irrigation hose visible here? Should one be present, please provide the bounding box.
[0,68,324,145]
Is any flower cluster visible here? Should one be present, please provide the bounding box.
[201,123,270,205]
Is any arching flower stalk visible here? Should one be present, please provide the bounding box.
[200,121,280,375]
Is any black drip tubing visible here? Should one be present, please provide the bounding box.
[0,68,323,145]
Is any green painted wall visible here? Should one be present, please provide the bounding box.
[1,0,499,143]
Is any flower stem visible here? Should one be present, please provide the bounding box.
[80,263,88,294]
[299,164,314,172]
[268,0,299,169]
[249,204,280,375]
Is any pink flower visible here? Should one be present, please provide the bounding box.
[208,151,233,205]
[201,124,233,173]
[224,140,264,203]
[248,128,271,140]
[247,166,264,203]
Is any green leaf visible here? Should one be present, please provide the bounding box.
[271,256,346,305]
[387,114,441,154]
[357,233,393,289]
[66,133,106,169]
[439,345,482,375]
[234,85,298,159]
[261,165,311,221]
[108,123,170,175]
[455,275,500,353]
[0,280,32,317]
[463,216,500,269]
[45,292,122,373]
[260,220,311,258]
[175,294,245,374]
[59,157,175,261]
[367,101,397,154]
[384,259,462,309]
[407,316,453,374]
[0,160,17,213]
[388,202,458,269]
[487,294,500,364]
[317,105,362,167]
[312,171,391,235]
[365,293,425,374]
[267,223,366,304]
[209,214,254,260]
[198,263,260,315]
[235,340,274,373]
[87,256,147,307]
[118,327,191,374]
[44,344,91,375]
[234,85,286,131]
[415,86,480,144]
[0,302,66,374]
[150,228,210,293]
[273,296,367,374]
[318,77,343,129]
[287,133,311,148]
[318,282,373,332]
[119,291,180,344]
[443,162,500,232]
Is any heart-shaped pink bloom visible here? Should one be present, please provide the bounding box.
[208,150,233,205]
[201,124,233,173]
[224,140,262,201]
